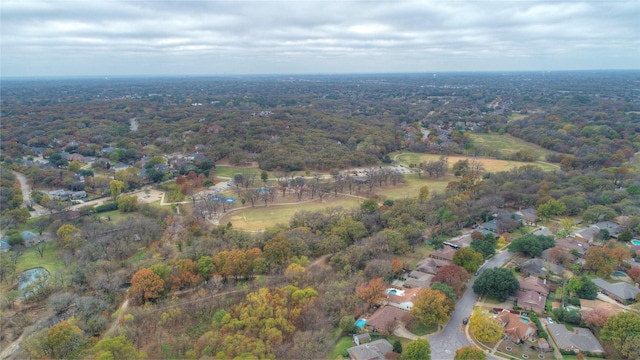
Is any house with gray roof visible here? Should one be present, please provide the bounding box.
[548,323,604,355]
[592,278,640,303]
[347,339,393,360]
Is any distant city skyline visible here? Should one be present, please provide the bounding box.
[2,0,638,77]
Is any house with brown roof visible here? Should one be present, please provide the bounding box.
[366,306,416,334]
[403,271,433,289]
[497,311,538,343]
[516,289,547,314]
[416,257,451,275]
[430,246,456,262]
[519,276,550,296]
[555,237,589,257]
[579,299,623,316]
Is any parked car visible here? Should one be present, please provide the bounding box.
[547,317,553,324]
[463,317,469,325]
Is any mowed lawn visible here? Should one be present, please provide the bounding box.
[394,152,558,172]
[374,173,452,200]
[220,196,362,231]
[468,133,558,161]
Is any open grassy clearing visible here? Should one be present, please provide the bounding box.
[394,152,558,172]
[330,336,353,359]
[220,196,362,231]
[15,241,64,274]
[468,133,559,161]
[508,113,528,122]
[374,173,451,200]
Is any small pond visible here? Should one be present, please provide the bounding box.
[19,267,50,296]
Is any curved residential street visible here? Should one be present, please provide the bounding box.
[427,250,514,360]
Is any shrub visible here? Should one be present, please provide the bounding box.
[94,202,118,213]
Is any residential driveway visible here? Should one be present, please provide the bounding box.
[427,250,514,360]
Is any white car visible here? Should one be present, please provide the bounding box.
[547,317,553,324]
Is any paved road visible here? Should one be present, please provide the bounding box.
[428,250,514,360]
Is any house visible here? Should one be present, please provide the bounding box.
[572,227,600,243]
[479,219,499,233]
[403,271,433,289]
[446,233,473,248]
[532,227,553,237]
[111,163,131,172]
[594,221,623,239]
[387,287,422,310]
[353,333,371,346]
[517,208,540,226]
[366,306,416,334]
[416,257,451,275]
[516,289,546,313]
[579,299,623,316]
[554,237,589,257]
[519,258,564,278]
[592,278,640,303]
[0,238,11,252]
[519,276,550,296]
[71,191,87,199]
[547,323,604,355]
[347,339,393,360]
[429,246,456,262]
[497,311,538,343]
[48,189,71,200]
[21,231,38,246]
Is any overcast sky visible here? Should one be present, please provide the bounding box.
[1,0,638,77]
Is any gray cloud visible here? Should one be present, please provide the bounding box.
[1,0,638,76]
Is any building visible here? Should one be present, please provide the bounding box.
[497,311,538,343]
[403,271,433,289]
[548,323,604,355]
[519,276,550,296]
[516,289,546,313]
[366,306,415,334]
[346,339,393,360]
[517,208,539,226]
[592,278,640,303]
[554,237,589,257]
[387,287,422,311]
[353,333,371,346]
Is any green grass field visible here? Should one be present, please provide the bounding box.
[330,336,353,359]
[394,152,558,172]
[16,241,64,274]
[220,196,362,231]
[374,173,452,200]
[468,133,558,161]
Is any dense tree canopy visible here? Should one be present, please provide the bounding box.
[472,268,519,301]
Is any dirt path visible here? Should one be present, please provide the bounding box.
[0,333,25,359]
[102,299,129,338]
[12,171,47,216]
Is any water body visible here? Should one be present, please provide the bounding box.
[18,267,50,296]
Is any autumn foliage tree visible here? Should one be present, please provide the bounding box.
[431,264,471,298]
[410,289,452,326]
[469,310,503,343]
[453,247,484,273]
[25,321,86,359]
[130,268,165,305]
[455,346,487,360]
[601,312,640,359]
[581,308,612,329]
[356,277,387,308]
[193,286,318,359]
